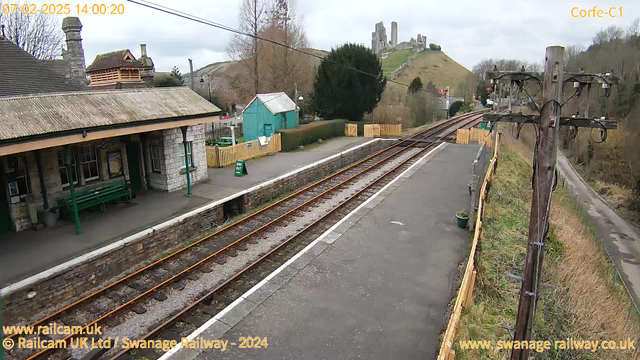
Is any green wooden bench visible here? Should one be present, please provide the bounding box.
[56,180,132,217]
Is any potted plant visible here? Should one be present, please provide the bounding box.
[456,209,469,229]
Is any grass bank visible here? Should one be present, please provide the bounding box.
[453,137,639,360]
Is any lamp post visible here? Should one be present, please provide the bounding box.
[294,83,303,127]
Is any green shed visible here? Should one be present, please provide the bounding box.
[242,92,298,141]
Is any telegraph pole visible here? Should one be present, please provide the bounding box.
[509,46,564,360]
[188,58,195,90]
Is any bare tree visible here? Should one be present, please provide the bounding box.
[593,25,624,45]
[565,43,585,64]
[627,18,639,38]
[472,59,494,79]
[260,0,310,96]
[227,0,267,98]
[0,1,63,59]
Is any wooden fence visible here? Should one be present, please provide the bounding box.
[206,133,281,168]
[456,128,493,148]
[437,133,500,360]
[363,124,402,138]
[364,124,381,138]
[345,123,358,137]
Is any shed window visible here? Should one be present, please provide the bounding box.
[151,145,162,173]
[80,145,100,181]
[179,142,193,169]
[57,150,78,188]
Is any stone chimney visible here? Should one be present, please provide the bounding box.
[138,43,155,87]
[61,17,87,86]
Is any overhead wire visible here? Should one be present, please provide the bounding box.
[126,0,445,96]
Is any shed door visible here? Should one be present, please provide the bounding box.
[264,124,273,137]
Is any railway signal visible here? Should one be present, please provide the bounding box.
[483,46,619,360]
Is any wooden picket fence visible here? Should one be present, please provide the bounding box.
[437,133,500,360]
[345,123,358,137]
[206,134,281,168]
[363,124,402,138]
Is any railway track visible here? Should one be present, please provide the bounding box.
[5,111,484,360]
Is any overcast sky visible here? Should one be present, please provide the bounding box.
[39,0,640,72]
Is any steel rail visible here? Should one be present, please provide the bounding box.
[9,111,479,342]
[108,113,484,360]
[21,113,483,360]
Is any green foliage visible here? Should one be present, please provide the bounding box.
[381,49,413,76]
[312,43,386,121]
[428,43,442,51]
[408,92,440,127]
[170,66,183,83]
[408,77,423,94]
[155,74,183,87]
[449,100,464,117]
[279,120,346,151]
[476,80,491,106]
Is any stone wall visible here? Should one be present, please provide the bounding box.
[1,139,393,322]
[2,201,224,322]
[243,140,391,211]
[162,125,208,192]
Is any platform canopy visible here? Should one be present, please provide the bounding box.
[0,87,221,156]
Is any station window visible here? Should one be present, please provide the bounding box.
[80,145,100,181]
[57,150,78,188]
[180,142,193,169]
[7,155,30,200]
[151,144,162,173]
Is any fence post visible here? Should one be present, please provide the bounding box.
[214,145,220,168]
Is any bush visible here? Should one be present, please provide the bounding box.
[429,43,442,51]
[279,120,346,151]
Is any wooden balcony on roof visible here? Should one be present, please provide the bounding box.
[89,68,143,85]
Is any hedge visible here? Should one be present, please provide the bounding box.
[279,120,346,151]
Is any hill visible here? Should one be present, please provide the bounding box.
[382,49,477,97]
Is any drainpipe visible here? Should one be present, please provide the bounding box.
[36,150,49,210]
[180,126,192,196]
[64,145,82,235]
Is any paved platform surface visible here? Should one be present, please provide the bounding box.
[0,137,371,287]
[558,154,640,308]
[170,143,479,360]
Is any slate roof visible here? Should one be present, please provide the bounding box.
[245,92,297,115]
[0,87,221,142]
[86,49,144,72]
[0,40,83,97]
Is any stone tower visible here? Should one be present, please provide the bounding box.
[61,17,87,86]
[138,44,155,87]
[391,21,398,47]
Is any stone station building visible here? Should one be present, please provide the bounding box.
[0,88,220,233]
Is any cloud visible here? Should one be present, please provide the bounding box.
[41,0,640,72]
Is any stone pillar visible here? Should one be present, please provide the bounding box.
[391,21,398,47]
[61,17,87,86]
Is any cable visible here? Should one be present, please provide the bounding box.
[126,0,444,96]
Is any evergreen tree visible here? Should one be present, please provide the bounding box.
[170,66,183,83]
[408,77,423,94]
[312,43,386,121]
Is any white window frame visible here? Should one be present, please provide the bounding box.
[57,149,78,188]
[151,144,162,173]
[13,155,30,199]
[180,141,193,169]
[80,145,100,182]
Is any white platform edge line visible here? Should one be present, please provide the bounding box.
[157,142,447,359]
[0,139,384,297]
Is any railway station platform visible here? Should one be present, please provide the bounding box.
[0,137,372,287]
[166,143,480,360]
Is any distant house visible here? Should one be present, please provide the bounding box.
[242,93,298,142]
[0,17,220,234]
[86,47,154,89]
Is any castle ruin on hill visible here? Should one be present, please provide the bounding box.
[371,21,427,55]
